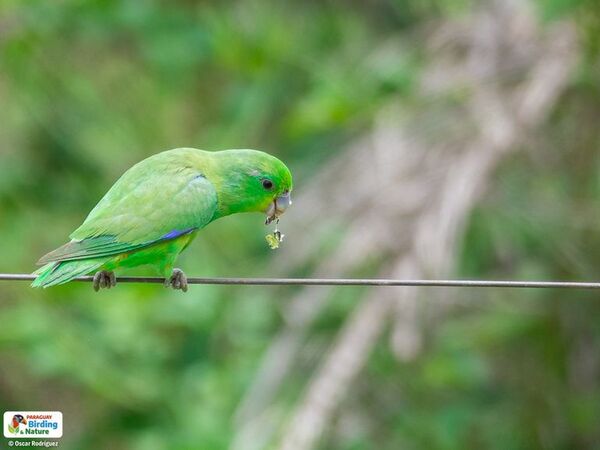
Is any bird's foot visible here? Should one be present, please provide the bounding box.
[165,268,188,292]
[93,271,116,292]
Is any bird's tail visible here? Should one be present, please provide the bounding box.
[31,260,104,288]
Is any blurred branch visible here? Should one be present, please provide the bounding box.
[233,1,578,449]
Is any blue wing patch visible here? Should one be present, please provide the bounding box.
[161,228,196,240]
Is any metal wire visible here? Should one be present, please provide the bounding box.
[2,273,600,289]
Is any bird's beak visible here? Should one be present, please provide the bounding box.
[265,191,292,225]
[20,418,27,424]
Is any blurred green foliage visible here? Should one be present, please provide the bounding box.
[1,1,600,449]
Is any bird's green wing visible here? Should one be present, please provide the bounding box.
[38,164,217,265]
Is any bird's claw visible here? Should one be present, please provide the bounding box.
[93,271,116,292]
[165,268,188,292]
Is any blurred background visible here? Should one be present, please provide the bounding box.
[1,0,600,449]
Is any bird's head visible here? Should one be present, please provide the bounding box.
[12,415,26,427]
[209,149,293,222]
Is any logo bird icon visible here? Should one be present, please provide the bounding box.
[8,414,26,434]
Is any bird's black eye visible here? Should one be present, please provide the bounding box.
[262,179,274,190]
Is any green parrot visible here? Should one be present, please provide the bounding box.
[32,148,293,292]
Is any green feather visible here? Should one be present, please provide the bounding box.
[32,260,104,288]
